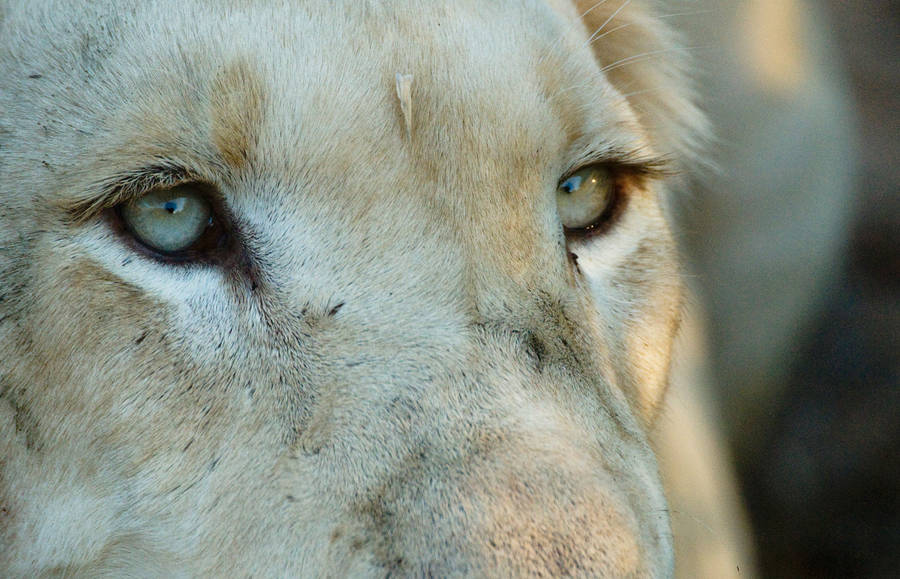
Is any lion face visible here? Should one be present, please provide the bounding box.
[0,0,703,575]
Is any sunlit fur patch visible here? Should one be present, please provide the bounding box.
[740,0,809,96]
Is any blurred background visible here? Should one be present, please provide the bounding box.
[667,0,897,576]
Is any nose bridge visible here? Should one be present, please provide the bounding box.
[255,174,472,333]
[281,284,671,574]
[321,328,670,575]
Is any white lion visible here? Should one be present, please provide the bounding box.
[1,0,712,575]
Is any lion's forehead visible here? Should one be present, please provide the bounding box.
[4,0,630,181]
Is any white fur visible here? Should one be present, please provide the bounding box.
[0,1,707,575]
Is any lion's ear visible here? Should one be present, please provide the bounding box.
[575,0,709,164]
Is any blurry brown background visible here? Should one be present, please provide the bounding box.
[675,0,898,576]
[744,1,899,576]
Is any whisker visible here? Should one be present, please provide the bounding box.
[588,21,633,47]
[600,46,704,74]
[539,0,617,65]
[580,0,616,19]
[587,9,714,49]
[584,0,634,47]
[656,9,715,20]
[541,0,714,65]
[662,508,716,535]
[620,87,663,99]
[546,43,708,105]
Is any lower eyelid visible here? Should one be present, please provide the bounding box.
[108,208,230,267]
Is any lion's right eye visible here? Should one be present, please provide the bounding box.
[556,165,619,236]
[119,184,221,255]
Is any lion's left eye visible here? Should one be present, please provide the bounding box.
[556,165,617,234]
[119,184,221,256]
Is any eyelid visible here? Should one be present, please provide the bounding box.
[61,163,210,225]
[559,150,671,186]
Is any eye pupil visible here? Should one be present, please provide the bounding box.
[561,176,582,194]
[163,199,182,214]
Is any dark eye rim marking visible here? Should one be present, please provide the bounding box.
[57,161,245,267]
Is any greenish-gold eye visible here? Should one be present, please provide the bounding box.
[556,165,618,234]
[119,184,219,255]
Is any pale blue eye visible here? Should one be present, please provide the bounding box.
[121,185,212,253]
[163,199,184,214]
[555,166,614,230]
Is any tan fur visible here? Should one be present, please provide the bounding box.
[0,0,706,575]
[211,58,266,171]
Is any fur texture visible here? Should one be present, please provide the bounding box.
[0,0,704,575]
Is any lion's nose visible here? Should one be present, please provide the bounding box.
[443,479,649,576]
[345,428,670,576]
